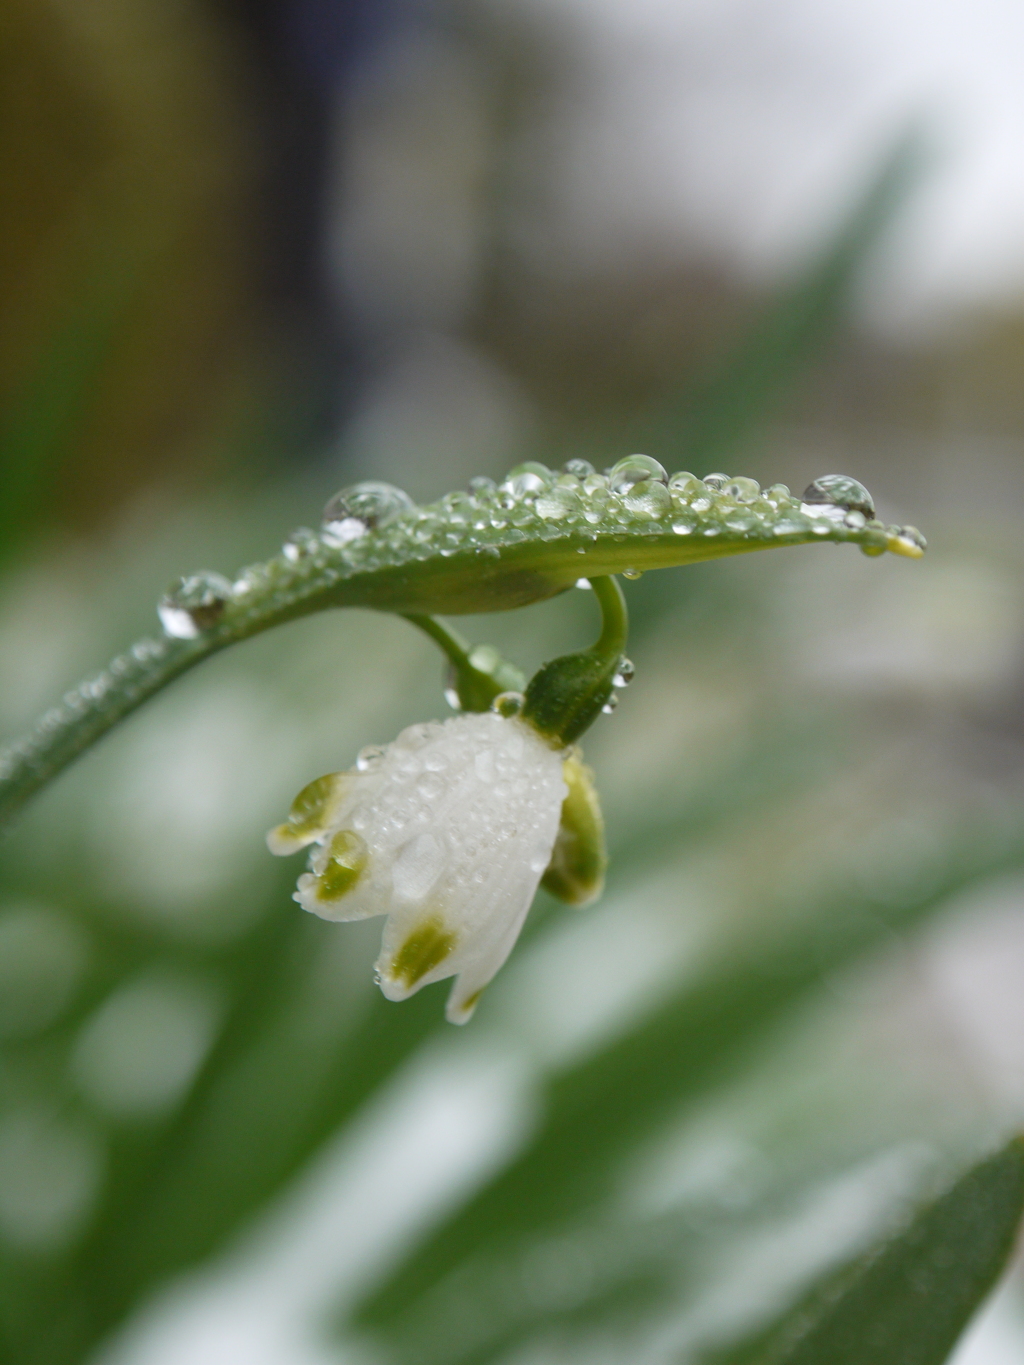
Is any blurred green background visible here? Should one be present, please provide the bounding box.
[4,2,1024,1363]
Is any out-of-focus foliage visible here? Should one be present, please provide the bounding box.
[709,1139,1024,1365]
[2,4,1024,1365]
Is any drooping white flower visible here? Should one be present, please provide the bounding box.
[267,711,570,1023]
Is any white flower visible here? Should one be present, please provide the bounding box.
[267,712,569,1023]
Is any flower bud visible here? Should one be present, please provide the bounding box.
[541,751,607,906]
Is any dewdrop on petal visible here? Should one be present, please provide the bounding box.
[267,711,568,1023]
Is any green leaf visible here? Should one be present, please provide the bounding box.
[709,1137,1024,1365]
[0,466,922,827]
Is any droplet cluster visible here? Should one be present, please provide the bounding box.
[213,461,916,634]
[0,634,178,784]
[0,456,922,805]
[149,462,919,645]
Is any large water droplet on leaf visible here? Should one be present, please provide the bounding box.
[668,471,701,497]
[500,462,552,498]
[563,458,595,479]
[607,454,667,494]
[622,478,672,517]
[321,481,414,543]
[723,476,760,503]
[157,572,233,639]
[801,474,875,519]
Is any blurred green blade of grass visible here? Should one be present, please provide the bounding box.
[348,819,1024,1353]
[641,131,925,468]
[705,1138,1024,1365]
[21,924,444,1365]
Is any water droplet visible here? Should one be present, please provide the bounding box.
[469,476,496,495]
[443,664,461,711]
[613,658,635,687]
[801,474,874,519]
[282,527,319,562]
[844,510,867,529]
[441,491,477,523]
[723,476,760,503]
[887,524,927,558]
[575,577,592,589]
[702,472,729,490]
[601,693,619,714]
[322,481,414,542]
[500,462,551,498]
[622,567,643,580]
[491,691,525,718]
[622,479,672,517]
[672,520,693,535]
[668,471,701,495]
[356,745,386,772]
[535,488,580,520]
[157,572,234,639]
[607,454,668,494]
[564,458,595,479]
[763,483,792,503]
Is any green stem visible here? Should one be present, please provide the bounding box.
[402,614,526,713]
[589,575,629,661]
[522,575,629,747]
[401,613,473,671]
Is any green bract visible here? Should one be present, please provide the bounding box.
[0,459,923,826]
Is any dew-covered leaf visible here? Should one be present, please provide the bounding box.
[0,462,923,827]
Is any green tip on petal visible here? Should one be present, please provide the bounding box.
[388,915,459,989]
[313,829,369,902]
[267,772,349,854]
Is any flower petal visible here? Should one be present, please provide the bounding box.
[276,711,570,1016]
[266,772,349,854]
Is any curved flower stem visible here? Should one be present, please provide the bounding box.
[401,614,525,713]
[589,575,629,663]
[402,614,474,671]
[522,576,629,747]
